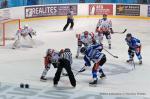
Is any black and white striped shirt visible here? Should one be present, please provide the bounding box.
[60,52,72,65]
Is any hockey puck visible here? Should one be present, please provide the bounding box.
[20,83,24,88]
[25,84,29,88]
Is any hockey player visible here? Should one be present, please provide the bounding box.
[76,31,94,58]
[96,14,114,49]
[12,25,36,49]
[125,33,142,64]
[40,49,60,81]
[63,6,74,31]
[80,44,106,86]
[53,48,76,87]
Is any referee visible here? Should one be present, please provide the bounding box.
[63,6,74,31]
[53,48,76,87]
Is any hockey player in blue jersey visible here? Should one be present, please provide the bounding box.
[125,33,142,64]
[80,43,106,85]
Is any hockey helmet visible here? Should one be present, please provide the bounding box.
[64,48,71,52]
[126,33,132,37]
[80,47,86,54]
[103,14,107,20]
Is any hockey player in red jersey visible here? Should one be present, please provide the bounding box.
[40,49,60,81]
[76,31,95,58]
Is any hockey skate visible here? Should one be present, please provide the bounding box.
[100,74,106,79]
[126,59,133,63]
[40,76,47,82]
[89,79,97,87]
[139,60,142,65]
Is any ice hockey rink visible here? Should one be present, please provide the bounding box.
[0,17,150,99]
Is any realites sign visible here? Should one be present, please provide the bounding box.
[89,4,113,15]
[25,5,77,18]
[116,5,140,16]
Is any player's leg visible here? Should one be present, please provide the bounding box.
[98,32,104,44]
[64,59,76,87]
[105,31,111,49]
[90,60,99,85]
[98,55,107,79]
[127,47,134,63]
[12,35,21,49]
[76,41,82,58]
[12,39,21,49]
[40,56,51,81]
[40,64,51,81]
[63,18,70,31]
[135,46,142,64]
[70,19,74,30]
[89,63,99,85]
[53,59,63,86]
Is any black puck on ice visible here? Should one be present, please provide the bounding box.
[25,84,29,88]
[20,83,24,88]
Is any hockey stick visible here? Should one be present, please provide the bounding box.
[75,66,86,76]
[103,48,119,58]
[114,29,127,34]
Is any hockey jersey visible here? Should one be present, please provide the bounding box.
[125,37,141,49]
[76,32,93,46]
[97,18,112,32]
[84,44,104,66]
[60,51,72,65]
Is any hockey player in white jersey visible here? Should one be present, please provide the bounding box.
[40,49,61,81]
[96,14,114,49]
[12,25,36,49]
[76,31,95,58]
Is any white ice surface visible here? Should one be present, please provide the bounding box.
[0,18,150,98]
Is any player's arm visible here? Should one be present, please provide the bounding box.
[79,55,91,72]
[132,39,141,49]
[109,20,114,34]
[84,55,91,67]
[92,44,103,50]
[96,19,101,32]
